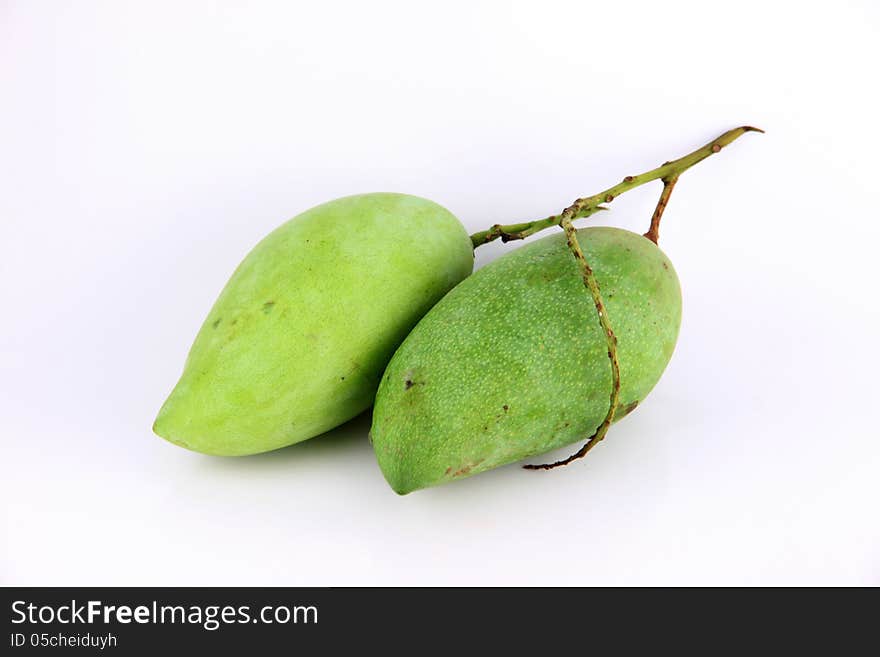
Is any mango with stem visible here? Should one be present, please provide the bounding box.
[371,127,762,493]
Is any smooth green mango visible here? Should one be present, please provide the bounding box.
[154,193,473,455]
[371,226,682,494]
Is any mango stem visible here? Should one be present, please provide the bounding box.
[523,216,621,470]
[643,175,679,244]
[469,125,763,248]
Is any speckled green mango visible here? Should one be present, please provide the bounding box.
[370,226,682,494]
[154,193,473,456]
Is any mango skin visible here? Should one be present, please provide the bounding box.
[154,193,473,456]
[371,227,682,494]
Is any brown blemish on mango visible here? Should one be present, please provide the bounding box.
[617,400,640,418]
[451,459,484,478]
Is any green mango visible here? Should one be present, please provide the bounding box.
[154,193,473,455]
[370,226,682,494]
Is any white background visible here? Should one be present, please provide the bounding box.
[2,1,878,586]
